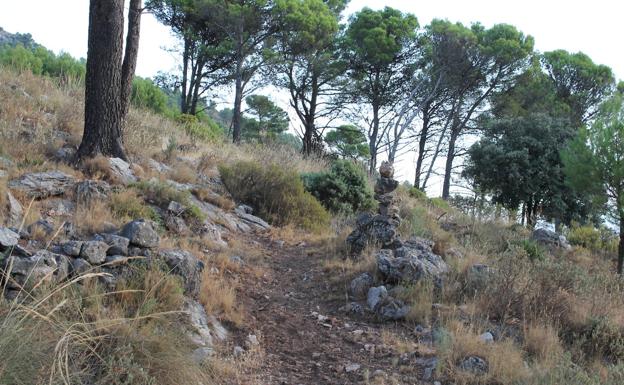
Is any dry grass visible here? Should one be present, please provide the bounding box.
[524,323,564,366]
[199,268,244,326]
[438,320,529,384]
[194,187,236,211]
[168,160,198,184]
[75,200,120,235]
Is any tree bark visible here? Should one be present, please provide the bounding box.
[618,216,624,274]
[77,0,127,161]
[120,0,142,118]
[232,67,243,143]
[368,103,380,174]
[442,128,458,199]
[414,104,431,188]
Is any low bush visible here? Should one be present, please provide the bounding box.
[178,113,224,142]
[302,159,374,215]
[219,161,330,232]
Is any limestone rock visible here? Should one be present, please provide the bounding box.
[367,286,388,311]
[349,272,374,299]
[62,240,83,257]
[9,171,75,199]
[75,180,111,205]
[108,157,137,185]
[379,161,394,178]
[6,191,23,227]
[157,249,204,295]
[98,233,130,256]
[377,238,449,284]
[79,241,109,264]
[531,228,571,250]
[0,227,19,249]
[120,219,160,248]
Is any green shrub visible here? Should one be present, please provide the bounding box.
[131,77,169,115]
[428,197,450,210]
[408,187,427,199]
[0,44,85,80]
[219,161,330,232]
[178,113,224,141]
[567,223,618,255]
[516,239,545,261]
[301,160,374,215]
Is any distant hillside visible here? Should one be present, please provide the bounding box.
[0,26,38,48]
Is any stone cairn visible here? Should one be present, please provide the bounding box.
[347,161,402,255]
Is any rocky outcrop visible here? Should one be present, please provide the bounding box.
[157,249,204,296]
[531,228,571,250]
[8,171,76,199]
[377,238,449,285]
[75,180,111,205]
[121,219,160,248]
[108,157,137,185]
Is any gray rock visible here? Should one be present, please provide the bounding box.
[377,238,449,284]
[167,201,186,216]
[69,258,92,275]
[75,180,111,205]
[479,332,494,343]
[236,204,253,215]
[26,219,55,238]
[108,157,137,185]
[414,357,438,380]
[229,255,244,265]
[367,286,388,311]
[378,299,410,321]
[6,191,23,227]
[62,240,83,257]
[347,213,398,254]
[234,206,270,231]
[184,298,227,349]
[120,219,160,248]
[374,177,399,195]
[165,216,189,235]
[458,356,488,374]
[79,241,109,264]
[147,159,171,173]
[344,363,360,373]
[379,161,394,178]
[8,171,75,199]
[2,250,67,290]
[99,233,129,256]
[233,346,245,357]
[157,249,204,295]
[191,347,213,363]
[54,147,76,162]
[44,199,75,217]
[0,227,19,249]
[349,272,374,299]
[531,228,571,250]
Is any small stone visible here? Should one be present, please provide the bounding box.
[0,227,19,249]
[191,347,213,363]
[167,201,186,216]
[62,240,83,257]
[79,241,109,264]
[229,255,244,265]
[70,258,92,275]
[233,346,245,357]
[247,334,259,346]
[372,369,386,378]
[120,219,160,248]
[458,356,488,374]
[367,286,387,311]
[479,332,494,343]
[345,363,360,373]
[99,233,130,255]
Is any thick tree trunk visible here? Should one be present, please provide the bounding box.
[617,216,624,274]
[120,0,142,118]
[442,128,458,199]
[180,38,190,113]
[77,0,127,161]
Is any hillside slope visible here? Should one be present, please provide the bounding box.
[2,67,624,385]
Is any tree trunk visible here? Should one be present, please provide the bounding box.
[120,0,142,118]
[414,105,430,188]
[232,68,243,143]
[77,0,127,161]
[617,216,624,274]
[442,128,458,199]
[369,104,379,174]
[180,37,190,113]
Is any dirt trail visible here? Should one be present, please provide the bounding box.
[232,236,437,385]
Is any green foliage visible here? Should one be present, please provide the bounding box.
[515,239,545,261]
[324,125,369,160]
[301,160,374,215]
[567,224,602,250]
[219,161,330,231]
[408,187,427,200]
[0,43,85,80]
[177,113,224,141]
[243,94,289,141]
[428,197,450,211]
[131,77,170,115]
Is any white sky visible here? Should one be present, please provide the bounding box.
[1,0,622,195]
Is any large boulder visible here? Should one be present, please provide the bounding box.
[531,228,571,250]
[157,249,204,296]
[8,171,76,199]
[96,233,130,256]
[377,238,449,285]
[120,219,160,248]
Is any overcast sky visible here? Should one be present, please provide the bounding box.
[1,0,622,192]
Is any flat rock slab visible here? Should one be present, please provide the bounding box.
[9,171,76,199]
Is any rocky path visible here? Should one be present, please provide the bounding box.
[233,236,438,385]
